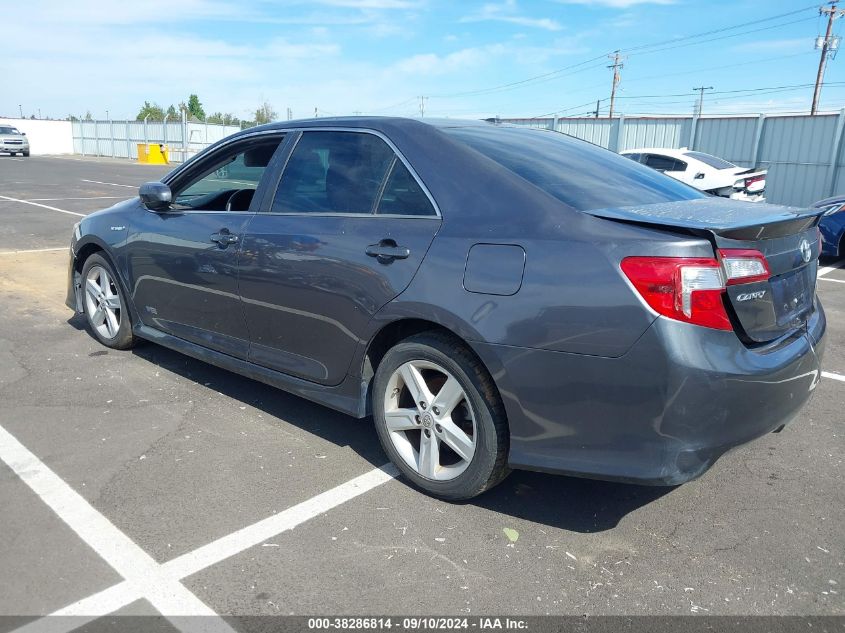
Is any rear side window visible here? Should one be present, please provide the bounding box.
[376,159,436,216]
[272,131,394,214]
[683,151,736,170]
[644,154,687,172]
[442,127,703,212]
[623,153,642,162]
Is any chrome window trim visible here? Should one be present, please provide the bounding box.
[265,126,442,219]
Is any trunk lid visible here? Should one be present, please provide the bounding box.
[588,197,823,343]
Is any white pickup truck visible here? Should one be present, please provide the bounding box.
[621,147,766,202]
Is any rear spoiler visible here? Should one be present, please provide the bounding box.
[584,198,824,239]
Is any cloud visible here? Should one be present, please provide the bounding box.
[460,1,563,31]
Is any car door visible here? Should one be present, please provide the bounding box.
[237,129,441,386]
[125,132,287,358]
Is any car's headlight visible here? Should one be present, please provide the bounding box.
[822,203,845,216]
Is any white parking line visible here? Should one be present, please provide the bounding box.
[822,371,845,382]
[2,420,398,633]
[0,423,236,633]
[819,277,845,284]
[28,196,127,201]
[818,260,845,277]
[80,179,136,189]
[0,247,68,255]
[0,195,85,218]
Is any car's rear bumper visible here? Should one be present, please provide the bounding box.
[472,300,825,485]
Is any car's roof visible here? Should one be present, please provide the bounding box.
[243,116,499,133]
[622,147,695,158]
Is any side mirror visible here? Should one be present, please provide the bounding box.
[694,172,705,179]
[21,132,26,136]
[139,182,172,211]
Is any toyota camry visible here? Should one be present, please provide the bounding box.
[66,117,826,500]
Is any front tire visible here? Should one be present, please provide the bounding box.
[80,254,136,349]
[372,332,509,500]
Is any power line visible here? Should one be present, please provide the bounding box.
[621,5,818,54]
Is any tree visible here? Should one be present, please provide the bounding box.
[67,114,79,122]
[254,101,277,125]
[207,112,241,126]
[166,104,178,120]
[187,94,205,121]
[84,110,93,121]
[136,101,165,121]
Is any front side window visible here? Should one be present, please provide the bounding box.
[271,131,395,214]
[172,136,284,211]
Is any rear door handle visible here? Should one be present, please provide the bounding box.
[366,239,410,261]
[210,229,239,246]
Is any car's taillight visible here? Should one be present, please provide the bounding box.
[620,257,731,330]
[717,249,770,285]
[744,175,765,188]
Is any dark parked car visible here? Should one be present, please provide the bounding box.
[66,118,826,500]
[813,195,845,258]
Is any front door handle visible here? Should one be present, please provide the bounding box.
[210,229,239,246]
[366,239,410,261]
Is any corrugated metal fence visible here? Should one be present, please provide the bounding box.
[501,112,845,207]
[72,119,241,163]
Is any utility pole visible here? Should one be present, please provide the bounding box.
[607,51,623,119]
[593,99,601,118]
[286,107,292,121]
[812,0,844,115]
[693,86,714,116]
[18,104,23,118]
[417,95,428,117]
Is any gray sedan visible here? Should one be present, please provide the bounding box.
[65,118,825,499]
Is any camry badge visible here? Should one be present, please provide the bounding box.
[799,238,812,263]
[737,290,766,302]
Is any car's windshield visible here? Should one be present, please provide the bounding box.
[442,126,705,211]
[683,151,736,170]
[0,126,21,135]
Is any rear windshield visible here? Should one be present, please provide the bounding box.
[683,151,735,170]
[0,127,20,135]
[442,126,704,211]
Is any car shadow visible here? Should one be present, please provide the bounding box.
[467,470,673,533]
[71,324,672,533]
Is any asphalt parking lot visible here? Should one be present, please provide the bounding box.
[0,155,843,630]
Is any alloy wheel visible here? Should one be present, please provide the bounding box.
[383,360,477,481]
[84,265,122,340]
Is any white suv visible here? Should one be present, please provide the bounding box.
[0,125,30,157]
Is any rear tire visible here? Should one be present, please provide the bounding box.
[372,332,510,500]
[80,253,136,350]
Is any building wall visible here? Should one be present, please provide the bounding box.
[0,118,74,155]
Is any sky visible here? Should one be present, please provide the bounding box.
[2,0,844,122]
